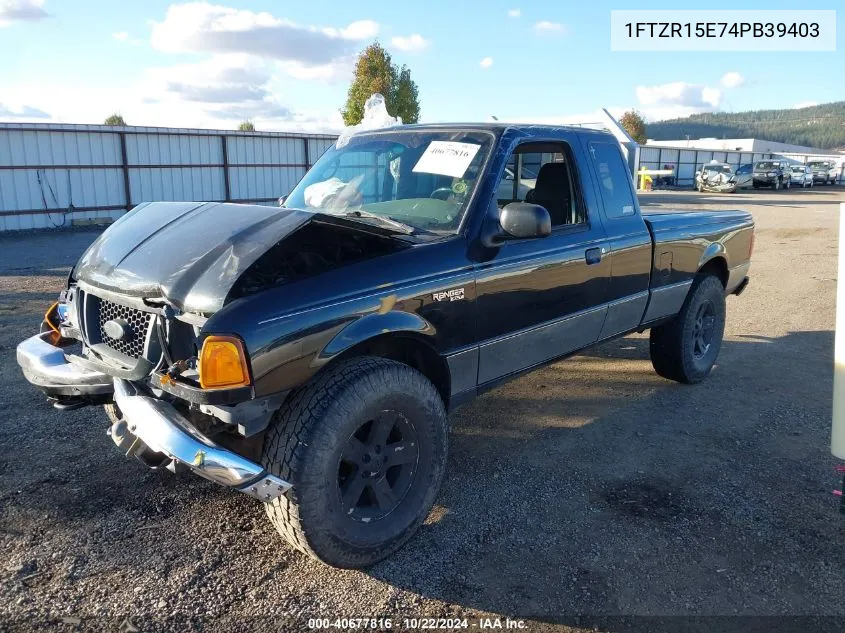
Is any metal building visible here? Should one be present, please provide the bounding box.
[0,123,337,232]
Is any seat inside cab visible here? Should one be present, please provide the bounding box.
[496,142,584,227]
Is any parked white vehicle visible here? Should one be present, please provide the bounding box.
[695,162,741,193]
[807,160,838,185]
[496,165,537,201]
[733,164,754,189]
[789,165,814,188]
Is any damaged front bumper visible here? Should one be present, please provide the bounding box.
[17,333,113,399]
[112,380,290,503]
[16,333,290,503]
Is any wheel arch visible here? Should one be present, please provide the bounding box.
[697,248,729,288]
[319,312,451,407]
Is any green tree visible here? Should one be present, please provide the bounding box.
[104,113,126,126]
[238,120,256,131]
[342,42,421,126]
[620,110,647,144]
[393,65,420,124]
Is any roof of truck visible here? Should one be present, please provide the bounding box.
[363,122,617,139]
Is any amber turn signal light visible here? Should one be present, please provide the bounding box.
[199,336,251,390]
[43,302,61,334]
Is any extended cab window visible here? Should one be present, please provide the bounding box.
[588,142,636,219]
[496,142,585,227]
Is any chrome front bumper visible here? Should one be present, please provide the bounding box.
[112,379,291,502]
[17,333,113,398]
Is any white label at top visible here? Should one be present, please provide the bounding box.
[610,10,836,52]
[412,141,481,179]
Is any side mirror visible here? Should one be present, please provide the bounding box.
[278,195,287,207]
[499,202,551,240]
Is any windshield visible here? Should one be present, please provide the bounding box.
[791,166,806,172]
[808,161,829,169]
[704,165,731,174]
[284,129,494,234]
[755,161,778,170]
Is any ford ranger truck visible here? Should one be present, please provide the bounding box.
[17,124,754,568]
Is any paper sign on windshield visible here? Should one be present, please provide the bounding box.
[412,141,481,179]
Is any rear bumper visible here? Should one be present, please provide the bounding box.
[17,333,113,398]
[112,379,290,502]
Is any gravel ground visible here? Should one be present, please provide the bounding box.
[1,189,844,632]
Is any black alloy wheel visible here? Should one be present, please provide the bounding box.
[338,410,419,522]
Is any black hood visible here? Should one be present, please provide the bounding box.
[74,201,313,314]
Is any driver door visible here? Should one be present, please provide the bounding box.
[474,136,610,385]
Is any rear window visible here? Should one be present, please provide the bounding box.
[588,142,636,219]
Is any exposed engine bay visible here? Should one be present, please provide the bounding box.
[228,219,408,300]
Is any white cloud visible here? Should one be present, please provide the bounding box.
[0,102,50,119]
[635,72,751,120]
[479,57,493,69]
[112,31,142,45]
[534,21,564,34]
[150,3,379,79]
[635,81,723,120]
[720,71,745,88]
[508,8,521,18]
[278,57,356,82]
[793,100,818,109]
[337,20,379,40]
[126,54,343,131]
[0,0,48,27]
[391,33,429,53]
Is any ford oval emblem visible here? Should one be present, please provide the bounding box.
[103,318,133,341]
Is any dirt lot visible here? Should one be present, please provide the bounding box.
[1,189,844,632]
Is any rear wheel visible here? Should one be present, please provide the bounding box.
[262,356,448,568]
[649,275,726,384]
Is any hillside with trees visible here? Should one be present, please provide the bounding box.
[648,101,845,150]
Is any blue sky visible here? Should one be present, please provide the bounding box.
[0,0,842,132]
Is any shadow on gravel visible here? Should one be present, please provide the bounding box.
[364,330,843,628]
[2,327,842,630]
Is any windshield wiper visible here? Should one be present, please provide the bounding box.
[336,209,416,235]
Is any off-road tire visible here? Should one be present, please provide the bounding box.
[649,275,726,384]
[262,356,448,568]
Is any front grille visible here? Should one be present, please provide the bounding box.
[97,298,151,359]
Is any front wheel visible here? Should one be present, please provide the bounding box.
[649,275,726,384]
[262,356,449,568]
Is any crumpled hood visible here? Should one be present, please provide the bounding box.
[74,201,312,314]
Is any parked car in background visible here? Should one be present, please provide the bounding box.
[734,164,754,189]
[496,163,537,200]
[807,160,838,185]
[695,162,740,193]
[753,160,790,190]
[789,165,814,188]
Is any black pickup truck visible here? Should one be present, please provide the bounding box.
[17,123,754,568]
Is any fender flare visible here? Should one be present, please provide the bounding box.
[698,242,728,271]
[319,309,436,360]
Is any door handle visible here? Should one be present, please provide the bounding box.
[585,247,602,265]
